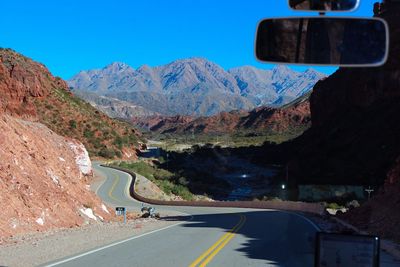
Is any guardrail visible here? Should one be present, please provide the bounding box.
[104,165,326,215]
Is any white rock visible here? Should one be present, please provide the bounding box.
[35,218,44,226]
[59,157,66,162]
[10,219,18,229]
[326,208,348,215]
[46,169,60,186]
[79,208,97,221]
[67,140,92,175]
[101,204,109,214]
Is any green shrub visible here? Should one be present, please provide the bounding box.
[113,136,123,149]
[98,148,116,158]
[115,161,194,200]
[69,120,77,129]
[84,129,94,139]
[115,150,122,158]
[326,202,343,210]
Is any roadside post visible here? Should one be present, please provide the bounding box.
[116,207,126,224]
[365,186,374,199]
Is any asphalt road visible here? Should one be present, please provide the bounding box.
[42,163,400,267]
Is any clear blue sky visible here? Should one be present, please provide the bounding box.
[0,0,377,79]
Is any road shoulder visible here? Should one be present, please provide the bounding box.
[0,213,185,267]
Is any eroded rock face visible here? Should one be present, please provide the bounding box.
[276,1,400,186]
[0,48,67,117]
[310,1,400,128]
[340,157,400,242]
[132,97,310,135]
[0,115,112,237]
[0,49,119,238]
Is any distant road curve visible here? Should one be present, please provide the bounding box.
[44,163,321,267]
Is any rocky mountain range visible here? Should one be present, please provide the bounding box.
[131,91,311,136]
[68,58,326,117]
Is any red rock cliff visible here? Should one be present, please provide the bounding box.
[280,1,400,186]
[0,48,67,117]
[0,49,118,238]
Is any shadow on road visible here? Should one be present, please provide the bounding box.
[161,210,317,266]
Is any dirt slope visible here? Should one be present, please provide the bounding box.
[0,115,113,238]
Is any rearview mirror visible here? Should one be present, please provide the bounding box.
[289,0,359,12]
[255,17,389,67]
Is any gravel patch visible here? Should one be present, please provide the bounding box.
[0,211,185,267]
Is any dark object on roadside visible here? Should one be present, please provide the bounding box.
[289,0,359,12]
[315,232,380,267]
[141,205,161,219]
[255,17,388,67]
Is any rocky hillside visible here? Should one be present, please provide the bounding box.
[74,90,158,119]
[132,91,311,136]
[0,48,126,237]
[271,0,400,186]
[0,48,142,159]
[0,115,113,237]
[68,59,325,116]
[252,0,400,240]
[340,156,400,242]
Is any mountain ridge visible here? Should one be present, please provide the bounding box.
[68,58,326,117]
[131,91,312,137]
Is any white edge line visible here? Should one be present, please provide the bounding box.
[283,210,321,231]
[44,165,193,266]
[84,167,320,266]
[44,216,193,267]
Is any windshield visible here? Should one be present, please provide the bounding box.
[0,1,399,267]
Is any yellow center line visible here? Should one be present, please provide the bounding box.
[108,175,121,202]
[199,216,246,267]
[189,214,246,267]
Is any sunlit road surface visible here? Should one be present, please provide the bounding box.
[43,163,400,267]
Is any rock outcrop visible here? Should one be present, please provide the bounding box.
[252,0,400,242]
[0,48,65,117]
[268,0,400,186]
[0,115,112,237]
[132,92,311,136]
[0,49,131,238]
[0,48,141,159]
[340,157,400,242]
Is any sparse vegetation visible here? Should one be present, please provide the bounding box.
[146,126,309,151]
[325,202,345,210]
[69,119,77,129]
[114,161,195,200]
[34,87,144,158]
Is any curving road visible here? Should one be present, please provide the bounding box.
[43,163,322,267]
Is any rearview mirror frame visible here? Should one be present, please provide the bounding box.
[254,16,390,67]
[288,0,360,12]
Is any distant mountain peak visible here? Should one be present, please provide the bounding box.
[68,58,326,116]
[272,64,291,72]
[103,62,131,72]
[166,57,218,68]
[137,64,153,72]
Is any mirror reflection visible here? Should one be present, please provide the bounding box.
[256,17,388,66]
[289,0,359,11]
